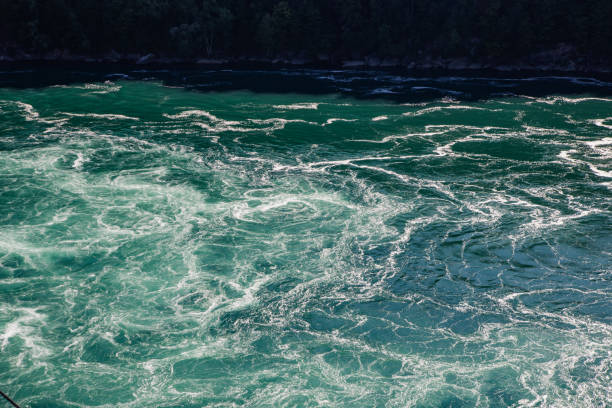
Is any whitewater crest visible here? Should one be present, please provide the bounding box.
[52,81,121,94]
[163,108,318,133]
[61,112,140,121]
[273,102,320,110]
[591,117,612,129]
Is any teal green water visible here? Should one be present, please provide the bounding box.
[1,71,611,407]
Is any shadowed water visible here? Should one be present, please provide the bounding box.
[0,70,611,407]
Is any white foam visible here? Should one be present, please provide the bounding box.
[324,118,358,125]
[434,142,455,157]
[249,118,314,128]
[50,81,121,94]
[165,109,316,133]
[403,105,491,117]
[534,96,612,105]
[1,100,56,124]
[163,110,222,121]
[591,118,612,130]
[353,130,446,144]
[61,112,139,121]
[84,81,121,94]
[557,149,579,163]
[0,307,50,359]
[231,191,356,222]
[273,103,320,110]
[72,152,86,170]
[587,164,612,178]
[399,102,428,107]
[522,125,570,136]
[240,118,312,133]
[15,101,39,121]
[585,137,612,148]
[440,96,461,103]
[372,116,388,121]
[559,144,612,179]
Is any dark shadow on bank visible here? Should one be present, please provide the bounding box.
[1,62,612,103]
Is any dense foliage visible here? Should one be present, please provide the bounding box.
[1,0,611,61]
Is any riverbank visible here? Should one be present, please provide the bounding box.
[1,45,610,74]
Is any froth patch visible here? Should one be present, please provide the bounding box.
[585,137,612,149]
[164,108,315,133]
[53,81,121,94]
[273,103,320,110]
[163,109,221,121]
[231,191,356,222]
[1,100,55,123]
[14,101,39,121]
[324,118,357,125]
[84,81,121,94]
[403,105,492,117]
[534,96,612,105]
[0,307,50,359]
[591,118,612,130]
[558,147,612,179]
[73,152,86,170]
[61,112,139,121]
[587,165,612,178]
[558,136,612,179]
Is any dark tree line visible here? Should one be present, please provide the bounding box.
[1,0,611,61]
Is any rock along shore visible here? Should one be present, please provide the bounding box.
[1,46,610,74]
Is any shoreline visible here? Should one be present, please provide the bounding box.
[1,51,611,77]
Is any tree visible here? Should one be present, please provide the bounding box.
[200,0,233,56]
[0,0,610,64]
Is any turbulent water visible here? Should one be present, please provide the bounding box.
[1,68,611,408]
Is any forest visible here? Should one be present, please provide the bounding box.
[1,0,611,63]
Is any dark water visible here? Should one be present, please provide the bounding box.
[0,68,611,407]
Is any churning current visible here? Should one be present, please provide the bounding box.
[0,69,611,407]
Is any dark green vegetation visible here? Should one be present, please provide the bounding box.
[1,0,611,62]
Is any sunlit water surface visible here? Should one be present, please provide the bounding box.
[1,69,611,407]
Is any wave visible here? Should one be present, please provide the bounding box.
[558,149,612,179]
[591,118,612,130]
[532,96,612,104]
[321,118,357,126]
[0,100,60,124]
[273,103,320,110]
[61,112,139,121]
[84,81,121,94]
[52,81,121,94]
[14,101,40,121]
[163,109,225,121]
[0,306,50,359]
[163,108,316,133]
[403,105,491,116]
[585,137,612,149]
